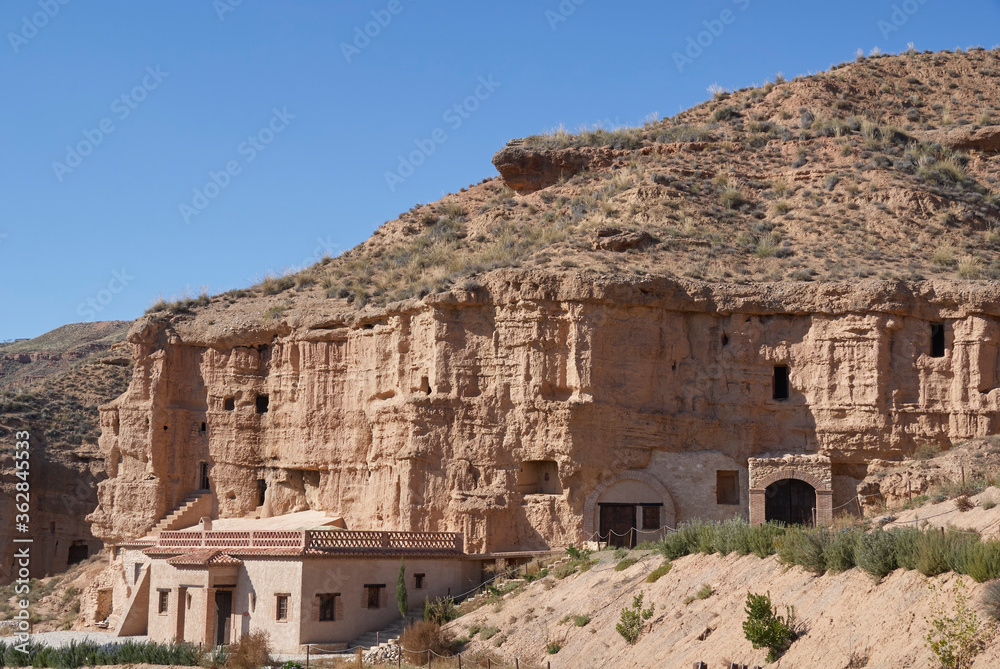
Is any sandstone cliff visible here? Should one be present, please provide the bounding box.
[88,273,1000,552]
[89,49,1000,552]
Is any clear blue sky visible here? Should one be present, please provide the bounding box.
[2,0,998,340]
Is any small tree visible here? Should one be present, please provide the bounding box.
[925,577,997,669]
[743,591,797,662]
[396,559,408,620]
[616,591,654,644]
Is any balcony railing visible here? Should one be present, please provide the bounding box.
[155,529,463,554]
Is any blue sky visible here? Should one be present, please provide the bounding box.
[1,0,998,341]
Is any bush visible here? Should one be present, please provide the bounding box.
[613,546,629,560]
[479,626,500,640]
[925,577,997,668]
[399,621,451,666]
[981,580,1000,620]
[224,630,271,669]
[776,527,829,575]
[646,562,673,583]
[424,596,458,624]
[825,527,863,573]
[616,591,654,644]
[573,614,590,627]
[855,528,897,582]
[955,495,975,512]
[615,557,639,571]
[696,584,714,600]
[743,591,797,662]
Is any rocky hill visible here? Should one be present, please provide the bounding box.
[89,49,1000,554]
[0,321,133,583]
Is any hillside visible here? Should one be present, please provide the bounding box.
[0,322,133,583]
[445,546,1000,668]
[148,47,1000,326]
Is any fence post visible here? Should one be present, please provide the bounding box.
[487,659,491,669]
[516,658,519,669]
[458,654,462,669]
[427,650,432,667]
[306,645,309,669]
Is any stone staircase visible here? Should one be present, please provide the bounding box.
[350,608,425,652]
[149,491,213,535]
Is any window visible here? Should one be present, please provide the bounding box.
[931,322,946,358]
[157,590,169,614]
[414,574,425,590]
[364,584,386,610]
[516,460,560,494]
[200,422,207,432]
[641,505,661,530]
[275,594,289,621]
[223,397,235,411]
[318,593,338,621]
[773,365,790,400]
[256,394,269,414]
[717,471,740,505]
[199,463,210,491]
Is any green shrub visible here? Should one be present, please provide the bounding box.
[696,584,714,600]
[424,596,458,624]
[616,591,654,645]
[573,614,590,627]
[545,642,561,654]
[743,591,797,662]
[855,528,897,582]
[479,626,500,640]
[825,527,863,573]
[613,546,629,560]
[893,526,923,571]
[776,527,829,574]
[646,562,673,583]
[925,577,996,668]
[615,557,639,571]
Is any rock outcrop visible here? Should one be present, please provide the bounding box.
[491,140,627,193]
[89,272,1000,552]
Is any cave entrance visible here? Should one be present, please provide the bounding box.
[67,541,89,565]
[764,478,816,526]
[599,504,636,548]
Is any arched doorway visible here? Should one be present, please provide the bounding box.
[764,478,816,526]
[583,471,676,548]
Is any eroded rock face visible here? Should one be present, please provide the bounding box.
[592,228,653,252]
[89,272,1000,552]
[912,126,1000,154]
[491,140,626,193]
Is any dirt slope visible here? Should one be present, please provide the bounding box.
[450,549,1000,668]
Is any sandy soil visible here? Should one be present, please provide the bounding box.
[449,549,1000,668]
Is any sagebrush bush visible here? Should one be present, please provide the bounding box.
[424,596,458,624]
[399,621,451,666]
[776,527,829,574]
[825,527,863,573]
[855,528,897,582]
[224,630,271,669]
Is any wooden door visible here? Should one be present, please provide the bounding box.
[599,504,636,548]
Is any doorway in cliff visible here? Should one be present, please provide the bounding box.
[599,504,636,548]
[764,478,816,526]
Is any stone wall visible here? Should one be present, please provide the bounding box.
[87,274,1000,549]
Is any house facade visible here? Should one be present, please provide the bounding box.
[106,514,481,653]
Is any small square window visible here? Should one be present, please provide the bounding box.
[157,590,169,614]
[717,471,740,505]
[641,505,660,530]
[223,397,235,411]
[365,585,385,610]
[318,593,338,621]
[276,594,289,621]
[414,574,425,590]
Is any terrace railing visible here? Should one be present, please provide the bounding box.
[156,529,463,553]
